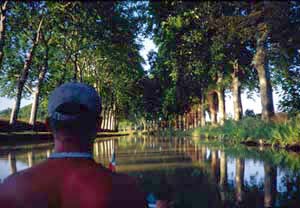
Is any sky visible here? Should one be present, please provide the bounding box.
[0,38,281,116]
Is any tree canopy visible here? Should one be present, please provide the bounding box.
[0,1,299,130]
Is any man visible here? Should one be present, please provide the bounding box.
[0,82,147,208]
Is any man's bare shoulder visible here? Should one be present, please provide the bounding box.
[1,167,30,191]
[2,160,50,187]
[0,160,58,205]
[0,168,30,208]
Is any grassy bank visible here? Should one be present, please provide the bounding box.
[153,116,300,150]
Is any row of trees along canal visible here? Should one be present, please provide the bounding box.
[0,1,299,132]
[0,1,148,131]
[142,1,300,131]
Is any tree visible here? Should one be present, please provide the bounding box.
[147,0,299,128]
[1,1,299,129]
[278,67,300,114]
[29,34,49,126]
[0,1,8,68]
[271,1,300,115]
[0,1,147,128]
[9,3,44,125]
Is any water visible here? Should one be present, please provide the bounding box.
[1,136,300,207]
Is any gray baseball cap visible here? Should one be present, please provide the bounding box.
[48,82,101,121]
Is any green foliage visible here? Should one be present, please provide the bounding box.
[118,119,134,131]
[0,108,11,119]
[146,1,257,119]
[0,102,47,121]
[145,0,300,123]
[271,116,300,146]
[188,117,300,147]
[0,1,299,127]
[278,67,300,114]
[0,1,149,124]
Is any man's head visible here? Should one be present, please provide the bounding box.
[47,82,101,143]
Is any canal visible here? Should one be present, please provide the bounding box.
[1,136,300,207]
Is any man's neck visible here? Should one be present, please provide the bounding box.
[54,139,92,153]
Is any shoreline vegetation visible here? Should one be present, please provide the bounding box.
[1,116,300,153]
[149,116,300,152]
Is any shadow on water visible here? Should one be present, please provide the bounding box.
[1,136,300,207]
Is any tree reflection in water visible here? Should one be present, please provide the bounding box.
[1,136,300,207]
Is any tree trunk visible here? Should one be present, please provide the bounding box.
[141,118,146,131]
[105,110,109,130]
[197,105,201,127]
[29,44,49,126]
[111,105,115,131]
[115,110,118,132]
[179,114,183,130]
[27,151,34,167]
[29,90,39,125]
[79,60,83,83]
[182,114,185,130]
[264,164,277,208]
[100,101,104,130]
[113,103,117,131]
[106,108,110,130]
[104,100,109,131]
[110,108,114,130]
[103,106,108,130]
[232,60,243,121]
[175,115,179,130]
[235,158,245,205]
[193,108,197,128]
[73,54,78,82]
[111,110,114,131]
[201,146,206,162]
[115,117,118,132]
[200,95,206,127]
[253,28,274,121]
[101,106,105,130]
[110,108,114,131]
[0,1,8,68]
[109,110,112,131]
[207,92,217,125]
[10,19,43,125]
[187,112,190,129]
[217,72,225,125]
[195,107,198,128]
[183,113,186,130]
[217,89,225,125]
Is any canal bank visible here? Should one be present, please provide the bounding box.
[0,131,130,146]
[149,117,300,152]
